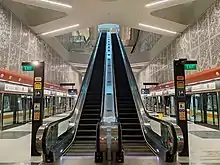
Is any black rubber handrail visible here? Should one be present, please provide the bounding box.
[41,32,103,156]
[130,29,140,54]
[111,34,123,152]
[116,34,178,157]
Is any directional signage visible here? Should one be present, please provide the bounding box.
[35,77,42,81]
[34,82,42,90]
[34,103,40,120]
[184,64,197,70]
[22,65,34,71]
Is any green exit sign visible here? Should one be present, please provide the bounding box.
[22,65,34,71]
[184,64,197,70]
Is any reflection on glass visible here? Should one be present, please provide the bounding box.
[207,94,214,125]
[170,96,175,116]
[195,94,202,122]
[189,95,194,122]
[3,95,13,126]
[212,94,218,126]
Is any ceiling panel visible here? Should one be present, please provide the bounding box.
[1,0,67,26]
[151,0,216,25]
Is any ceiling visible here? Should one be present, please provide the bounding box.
[1,0,216,74]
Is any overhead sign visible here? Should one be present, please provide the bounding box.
[68,89,77,95]
[5,83,28,93]
[141,88,149,94]
[22,65,34,71]
[34,82,42,90]
[184,64,197,70]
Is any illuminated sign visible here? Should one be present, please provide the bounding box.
[22,65,34,71]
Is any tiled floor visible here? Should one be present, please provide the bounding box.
[0,111,71,164]
[1,114,220,165]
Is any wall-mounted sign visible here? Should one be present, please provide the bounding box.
[141,88,149,94]
[177,76,184,80]
[34,82,42,90]
[5,83,28,93]
[191,82,216,92]
[34,103,40,120]
[179,102,186,120]
[177,81,185,89]
[34,77,42,81]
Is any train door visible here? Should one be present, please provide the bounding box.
[164,96,170,115]
[26,96,32,122]
[21,95,27,123]
[16,95,25,124]
[2,94,13,127]
[202,93,219,128]
[52,96,56,115]
[194,94,203,123]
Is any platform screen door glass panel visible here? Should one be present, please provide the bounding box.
[194,94,202,123]
[206,93,218,127]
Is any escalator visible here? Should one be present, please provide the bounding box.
[112,34,153,156]
[64,33,106,156]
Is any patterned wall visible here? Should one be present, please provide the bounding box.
[137,0,220,88]
[135,31,162,53]
[0,4,80,88]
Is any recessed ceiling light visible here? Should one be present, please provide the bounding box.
[145,0,174,7]
[41,24,80,36]
[39,0,72,8]
[139,23,178,34]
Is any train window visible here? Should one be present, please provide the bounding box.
[3,95,10,112]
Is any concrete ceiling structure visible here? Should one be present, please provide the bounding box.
[1,0,216,74]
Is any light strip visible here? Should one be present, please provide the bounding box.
[139,23,178,34]
[145,0,174,7]
[39,0,72,8]
[41,24,79,36]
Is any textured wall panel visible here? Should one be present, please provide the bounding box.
[0,4,79,87]
[138,0,220,87]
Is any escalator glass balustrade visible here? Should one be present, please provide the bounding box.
[112,34,153,156]
[36,33,106,162]
[111,33,182,162]
[64,33,106,156]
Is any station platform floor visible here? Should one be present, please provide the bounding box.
[0,114,219,165]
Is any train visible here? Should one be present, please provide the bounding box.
[0,69,77,130]
[143,67,220,130]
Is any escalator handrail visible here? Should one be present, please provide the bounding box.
[40,32,103,156]
[100,37,107,119]
[115,33,178,156]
